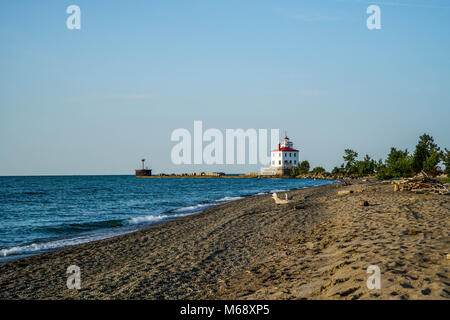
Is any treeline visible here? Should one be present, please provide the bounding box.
[294,133,450,180]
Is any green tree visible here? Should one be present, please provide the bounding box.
[356,154,377,176]
[422,148,440,173]
[443,148,450,177]
[412,134,440,173]
[376,159,388,180]
[383,147,413,178]
[311,166,326,174]
[375,159,384,172]
[298,160,310,174]
[331,165,345,175]
[343,149,358,172]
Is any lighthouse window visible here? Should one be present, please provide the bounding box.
[272,161,274,165]
[294,153,296,157]
[279,160,281,165]
[294,160,297,164]
[289,153,291,157]
[289,160,292,164]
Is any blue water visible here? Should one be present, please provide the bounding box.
[0,176,336,262]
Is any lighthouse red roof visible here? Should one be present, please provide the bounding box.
[272,147,299,152]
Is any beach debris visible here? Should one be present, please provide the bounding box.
[341,179,353,186]
[407,229,431,236]
[305,242,314,249]
[421,288,431,295]
[272,193,293,204]
[392,171,449,195]
[359,200,369,207]
[355,189,364,193]
[408,229,421,235]
[447,254,450,260]
[393,184,400,192]
[338,190,353,196]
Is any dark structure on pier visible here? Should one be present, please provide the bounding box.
[135,158,152,177]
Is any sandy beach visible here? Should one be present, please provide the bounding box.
[0,180,448,300]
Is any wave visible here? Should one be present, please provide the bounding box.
[1,196,246,258]
[270,189,288,193]
[40,219,125,234]
[173,203,214,214]
[0,179,338,260]
[0,231,123,258]
[127,212,190,224]
[172,196,244,214]
[214,196,244,202]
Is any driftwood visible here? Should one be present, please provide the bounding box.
[392,171,449,195]
[272,193,293,204]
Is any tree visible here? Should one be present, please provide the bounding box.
[298,160,310,174]
[311,166,326,174]
[343,149,358,174]
[422,147,441,174]
[376,159,388,180]
[356,154,377,176]
[332,164,345,175]
[412,134,439,173]
[443,148,450,177]
[375,159,384,173]
[380,147,413,179]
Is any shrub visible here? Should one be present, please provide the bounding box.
[422,147,441,175]
[311,166,326,174]
[343,149,358,175]
[297,161,310,174]
[383,147,413,178]
[355,154,377,176]
[412,133,440,173]
[443,148,450,177]
[332,165,345,175]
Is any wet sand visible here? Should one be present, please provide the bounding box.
[0,180,448,299]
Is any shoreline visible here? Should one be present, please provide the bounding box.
[0,179,337,264]
[0,179,448,299]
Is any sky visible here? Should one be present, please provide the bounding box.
[0,0,449,175]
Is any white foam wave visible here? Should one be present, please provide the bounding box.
[128,212,189,224]
[1,195,248,259]
[214,196,244,202]
[0,231,122,258]
[173,203,213,213]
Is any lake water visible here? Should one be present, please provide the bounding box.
[0,175,337,262]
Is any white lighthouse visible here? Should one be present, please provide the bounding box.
[261,135,299,175]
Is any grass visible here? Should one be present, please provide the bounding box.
[440,177,450,184]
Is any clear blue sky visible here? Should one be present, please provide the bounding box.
[1,0,449,175]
